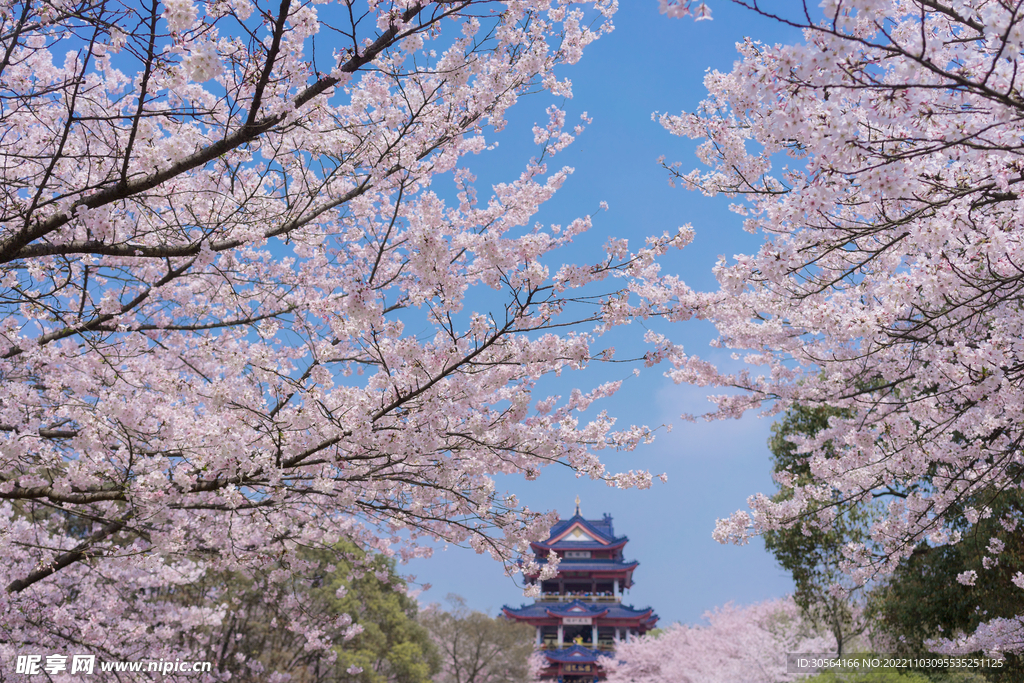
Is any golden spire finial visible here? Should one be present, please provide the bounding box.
[574,495,581,517]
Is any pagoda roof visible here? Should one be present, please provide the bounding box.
[544,600,609,619]
[531,513,628,552]
[542,644,602,664]
[536,558,638,573]
[503,600,657,623]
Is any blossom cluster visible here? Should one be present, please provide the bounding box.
[601,597,837,683]
[659,0,1024,653]
[0,0,692,673]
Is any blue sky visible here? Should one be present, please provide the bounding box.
[405,2,809,627]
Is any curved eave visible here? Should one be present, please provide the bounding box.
[524,560,638,587]
[502,606,534,621]
[544,653,601,664]
[545,515,619,544]
[542,645,603,663]
[533,560,638,573]
[630,609,658,630]
[530,538,628,554]
[544,607,610,619]
[504,603,656,624]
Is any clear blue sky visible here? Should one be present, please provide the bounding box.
[405,2,807,628]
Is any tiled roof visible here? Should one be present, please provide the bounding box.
[549,513,615,539]
[535,559,638,573]
[503,600,656,620]
[542,644,602,663]
[543,600,609,619]
[537,540,627,551]
[534,513,628,549]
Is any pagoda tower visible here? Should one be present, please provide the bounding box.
[502,498,658,682]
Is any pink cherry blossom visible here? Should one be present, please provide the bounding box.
[602,597,836,683]
[0,0,697,673]
[660,0,1024,654]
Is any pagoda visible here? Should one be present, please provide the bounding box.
[502,498,658,682]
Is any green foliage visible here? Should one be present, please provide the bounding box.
[763,404,875,654]
[165,544,439,683]
[321,549,440,683]
[875,489,1024,681]
[765,405,1024,682]
[802,668,995,683]
[928,673,997,683]
[420,595,536,683]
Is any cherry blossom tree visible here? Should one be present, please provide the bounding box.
[764,405,877,657]
[600,597,835,683]
[655,0,1024,656]
[0,0,700,670]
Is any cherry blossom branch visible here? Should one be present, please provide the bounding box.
[6,513,130,593]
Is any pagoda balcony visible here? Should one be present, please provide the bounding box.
[537,592,620,603]
[513,504,658,681]
[539,640,617,652]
